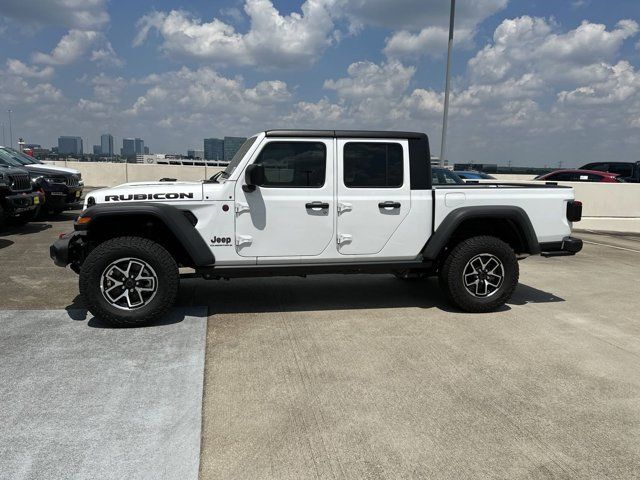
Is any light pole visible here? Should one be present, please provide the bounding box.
[7,109,13,149]
[1,122,4,146]
[440,0,456,167]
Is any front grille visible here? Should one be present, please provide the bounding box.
[66,176,80,187]
[9,173,31,192]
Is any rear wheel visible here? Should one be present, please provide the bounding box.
[439,235,518,312]
[79,236,179,327]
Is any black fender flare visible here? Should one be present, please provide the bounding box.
[77,202,215,266]
[422,206,540,259]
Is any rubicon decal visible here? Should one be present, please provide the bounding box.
[104,193,194,201]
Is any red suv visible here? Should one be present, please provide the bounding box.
[536,169,624,183]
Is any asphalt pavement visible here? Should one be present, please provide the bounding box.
[0,307,207,480]
[1,212,640,479]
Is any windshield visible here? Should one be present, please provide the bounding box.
[221,136,258,178]
[0,147,40,165]
[0,148,25,167]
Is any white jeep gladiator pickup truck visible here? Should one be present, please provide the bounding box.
[51,130,583,326]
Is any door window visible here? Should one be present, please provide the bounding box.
[254,141,326,188]
[343,142,403,188]
[608,164,633,176]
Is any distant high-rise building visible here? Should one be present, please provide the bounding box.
[58,136,83,156]
[204,138,224,160]
[134,138,144,155]
[187,149,204,159]
[93,145,101,155]
[100,133,114,157]
[223,136,247,161]
[122,138,135,157]
[144,146,149,154]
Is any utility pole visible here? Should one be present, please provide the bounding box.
[440,0,456,167]
[7,109,13,149]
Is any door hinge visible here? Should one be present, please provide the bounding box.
[337,233,352,245]
[236,235,253,246]
[337,202,352,214]
[235,202,250,215]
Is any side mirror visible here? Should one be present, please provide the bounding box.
[243,164,265,192]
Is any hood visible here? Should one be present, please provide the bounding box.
[23,164,76,177]
[86,180,205,207]
[0,164,29,175]
[31,163,80,176]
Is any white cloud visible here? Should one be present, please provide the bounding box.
[364,0,507,59]
[324,61,415,99]
[557,61,640,106]
[0,0,109,30]
[134,0,508,67]
[384,27,475,59]
[286,60,441,129]
[469,17,639,84]
[0,71,63,106]
[339,0,507,31]
[90,41,124,68]
[134,0,336,69]
[572,0,589,8]
[6,59,54,79]
[123,67,293,141]
[33,29,100,66]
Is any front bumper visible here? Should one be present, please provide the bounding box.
[45,186,83,210]
[50,231,86,269]
[2,192,40,216]
[539,236,583,257]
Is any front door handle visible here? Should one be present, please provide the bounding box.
[378,201,401,209]
[306,201,329,210]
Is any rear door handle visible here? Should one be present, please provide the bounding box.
[378,201,401,209]
[306,201,329,210]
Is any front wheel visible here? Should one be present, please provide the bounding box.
[79,236,179,327]
[439,235,519,313]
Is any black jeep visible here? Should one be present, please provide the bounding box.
[0,147,83,215]
[0,164,41,227]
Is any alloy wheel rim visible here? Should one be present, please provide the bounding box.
[100,257,158,310]
[462,253,504,298]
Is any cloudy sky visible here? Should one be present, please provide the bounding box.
[0,0,639,166]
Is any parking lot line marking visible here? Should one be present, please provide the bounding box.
[583,240,640,253]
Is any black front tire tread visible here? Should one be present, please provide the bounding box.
[79,236,179,327]
[440,235,519,313]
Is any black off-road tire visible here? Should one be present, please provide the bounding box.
[7,208,39,226]
[79,236,179,327]
[439,235,519,313]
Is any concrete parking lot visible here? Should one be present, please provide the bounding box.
[1,210,640,479]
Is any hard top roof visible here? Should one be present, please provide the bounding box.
[265,129,427,140]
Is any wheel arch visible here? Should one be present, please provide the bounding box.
[77,203,214,267]
[422,206,540,260]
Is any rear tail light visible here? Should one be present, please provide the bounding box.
[567,200,582,222]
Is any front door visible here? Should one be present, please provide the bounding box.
[234,138,334,258]
[336,139,411,255]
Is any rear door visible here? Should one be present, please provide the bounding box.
[336,139,411,255]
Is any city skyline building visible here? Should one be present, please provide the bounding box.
[58,136,83,156]
[121,138,135,157]
[134,138,144,155]
[204,138,224,160]
[122,137,145,157]
[223,136,247,162]
[100,133,114,157]
[187,149,204,159]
